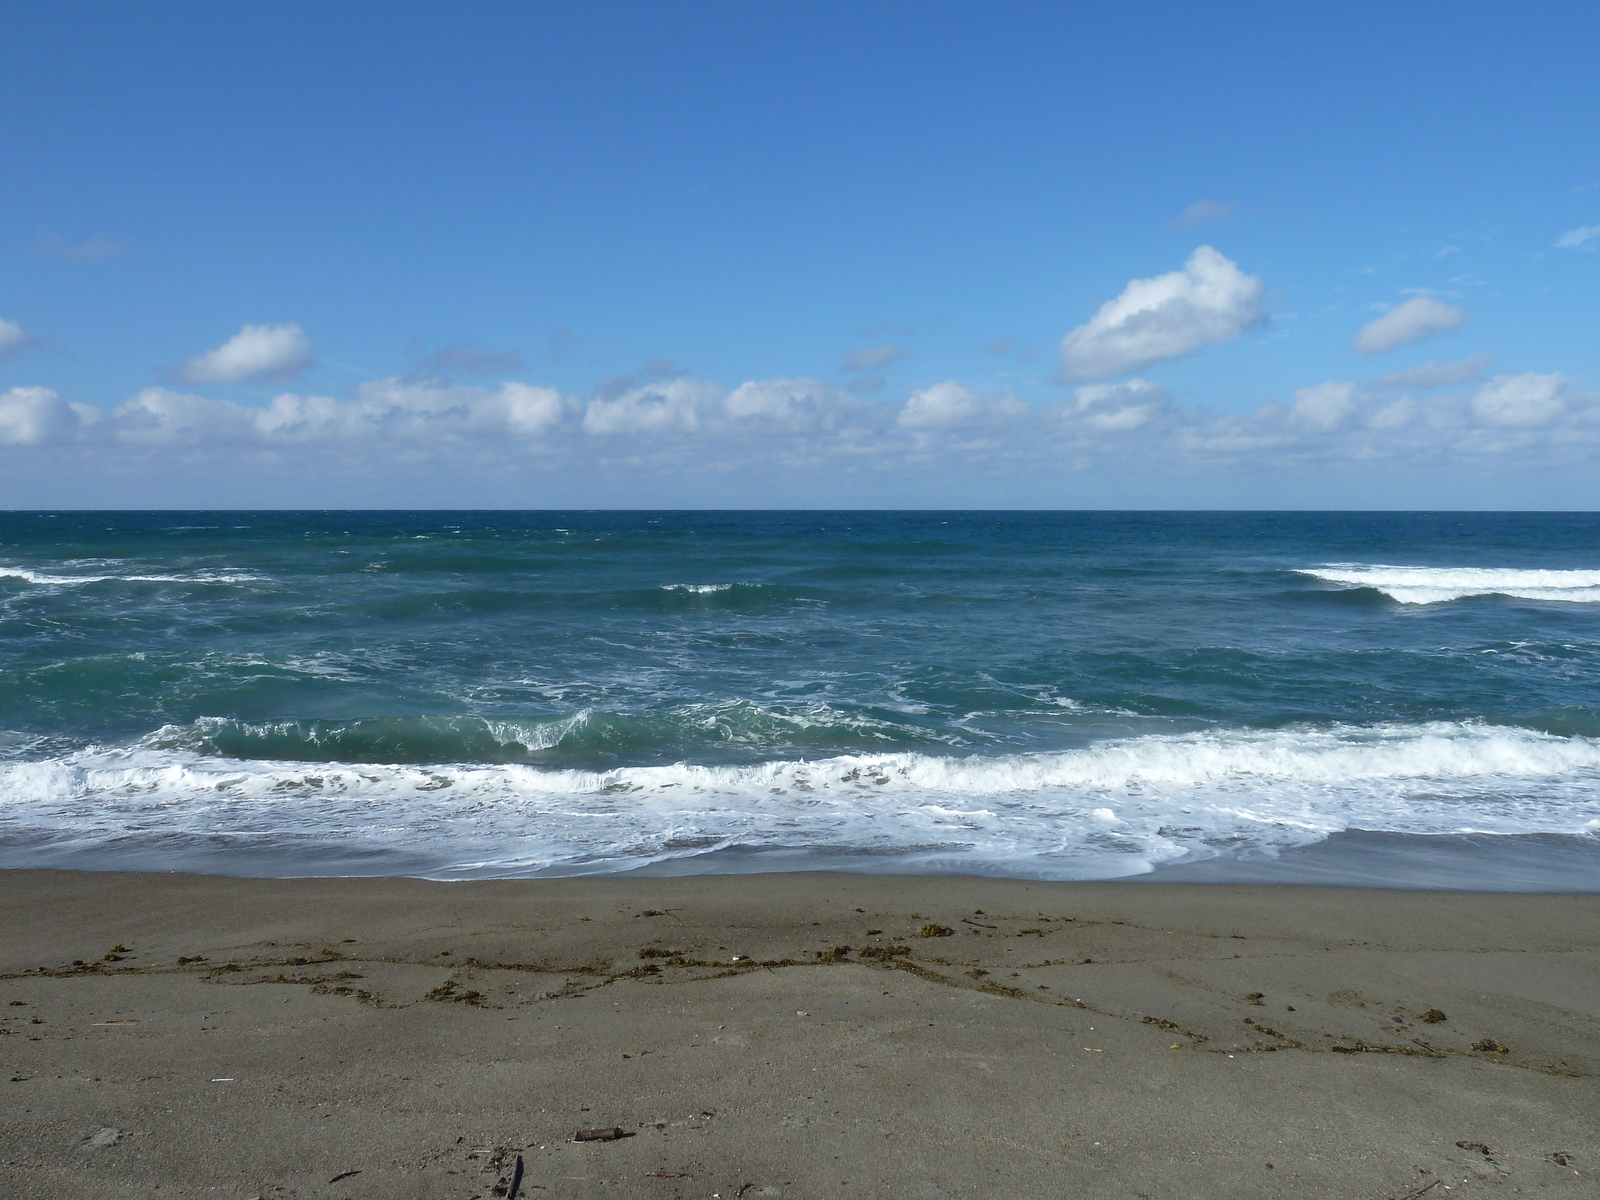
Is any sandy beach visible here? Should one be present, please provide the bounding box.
[2,869,1596,1199]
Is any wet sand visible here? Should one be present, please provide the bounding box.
[2,868,1596,1198]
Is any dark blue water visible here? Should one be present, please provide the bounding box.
[3,511,1598,886]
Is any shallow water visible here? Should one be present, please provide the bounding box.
[2,510,1597,886]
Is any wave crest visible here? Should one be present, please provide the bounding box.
[134,703,957,765]
[1299,565,1600,604]
[0,567,264,586]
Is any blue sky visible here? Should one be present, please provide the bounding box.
[3,1,1599,507]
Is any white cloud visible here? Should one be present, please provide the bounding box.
[1555,225,1600,250]
[892,381,1027,433]
[116,388,260,445]
[0,387,98,446]
[1351,297,1468,355]
[111,378,574,446]
[497,382,570,435]
[1290,382,1362,431]
[1372,354,1491,390]
[582,378,721,435]
[840,344,910,372]
[1469,373,1569,427]
[579,377,865,439]
[723,378,859,433]
[348,378,570,438]
[897,381,988,429]
[1056,246,1265,382]
[1065,379,1172,432]
[1368,396,1420,429]
[174,323,314,384]
[1247,370,1597,464]
[244,393,355,442]
[0,317,36,360]
[64,375,855,449]
[11,362,1598,501]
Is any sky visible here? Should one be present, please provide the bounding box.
[3,1,1599,509]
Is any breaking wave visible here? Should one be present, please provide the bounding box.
[1299,565,1600,605]
[135,704,956,765]
[0,567,265,586]
[3,720,1596,879]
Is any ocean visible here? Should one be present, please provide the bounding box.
[2,510,1598,889]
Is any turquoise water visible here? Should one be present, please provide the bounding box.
[2,511,1599,884]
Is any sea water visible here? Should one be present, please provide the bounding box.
[2,510,1598,888]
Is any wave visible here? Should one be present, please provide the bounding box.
[136,704,955,765]
[635,581,807,611]
[1299,565,1600,605]
[361,579,806,620]
[0,567,265,586]
[3,721,1597,879]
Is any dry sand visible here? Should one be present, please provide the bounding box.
[1,868,1596,1199]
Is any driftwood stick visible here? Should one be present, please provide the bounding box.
[1396,1180,1441,1200]
[573,1127,626,1141]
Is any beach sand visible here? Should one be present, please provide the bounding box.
[2,869,1595,1199]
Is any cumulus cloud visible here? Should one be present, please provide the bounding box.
[1367,395,1421,430]
[897,381,986,429]
[895,382,1026,433]
[7,368,872,461]
[173,323,314,384]
[10,362,1597,495]
[0,317,38,361]
[0,387,99,446]
[840,344,910,373]
[1291,382,1362,431]
[114,388,259,445]
[1351,297,1468,355]
[723,378,861,433]
[582,377,865,437]
[582,378,722,436]
[352,378,570,437]
[1246,371,1595,463]
[1170,200,1235,229]
[1056,246,1265,382]
[1257,372,1598,465]
[108,378,574,447]
[1469,373,1569,427]
[1064,380,1172,432]
[1372,354,1492,390]
[418,342,524,375]
[1556,225,1600,250]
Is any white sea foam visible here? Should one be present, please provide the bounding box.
[2,721,1596,879]
[0,567,264,586]
[660,583,734,594]
[1299,565,1600,604]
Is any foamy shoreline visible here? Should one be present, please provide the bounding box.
[7,720,1598,882]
